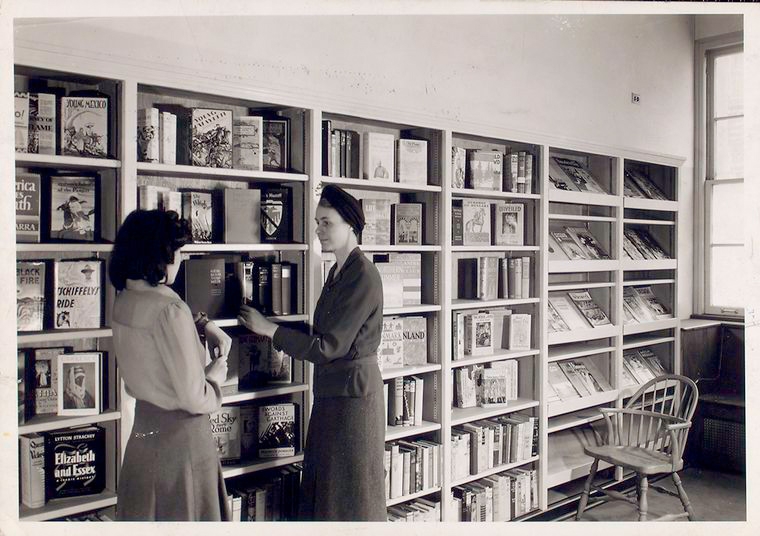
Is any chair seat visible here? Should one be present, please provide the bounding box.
[583,445,683,475]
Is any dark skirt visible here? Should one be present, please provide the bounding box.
[298,389,386,521]
[116,400,230,521]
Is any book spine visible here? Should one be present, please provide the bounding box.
[451,203,464,246]
[339,130,347,178]
[28,93,56,155]
[20,434,45,508]
[517,151,526,193]
[499,258,509,299]
[270,263,283,316]
[520,256,530,299]
[137,107,159,162]
[280,263,291,316]
[525,154,533,194]
[321,120,332,176]
[330,130,340,177]
[15,92,29,153]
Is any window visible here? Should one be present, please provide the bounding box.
[697,39,744,317]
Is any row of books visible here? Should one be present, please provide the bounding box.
[452,199,526,247]
[548,225,609,261]
[387,498,441,522]
[15,89,109,158]
[622,348,669,387]
[457,255,532,301]
[378,316,428,370]
[138,105,290,171]
[18,349,108,423]
[623,286,672,324]
[321,123,428,185]
[385,375,426,428]
[453,310,532,358]
[547,359,612,403]
[451,467,538,521]
[548,290,611,333]
[360,199,423,246]
[367,252,422,308]
[227,465,303,522]
[139,185,292,244]
[384,439,442,500]
[17,259,104,332]
[209,403,299,465]
[451,413,538,478]
[20,426,106,509]
[453,361,519,409]
[16,173,101,243]
[176,257,298,319]
[452,148,535,194]
[623,228,671,260]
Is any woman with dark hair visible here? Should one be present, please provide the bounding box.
[238,184,386,521]
[109,209,231,521]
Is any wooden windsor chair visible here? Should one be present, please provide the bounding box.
[575,374,699,521]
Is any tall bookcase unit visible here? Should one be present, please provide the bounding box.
[14,50,683,523]
[15,66,122,521]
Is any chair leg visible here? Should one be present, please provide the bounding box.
[672,472,696,521]
[575,458,599,520]
[638,475,648,521]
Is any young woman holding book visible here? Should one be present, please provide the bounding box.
[238,184,386,521]
[109,209,231,521]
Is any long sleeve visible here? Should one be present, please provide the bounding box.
[272,261,382,365]
[153,301,222,414]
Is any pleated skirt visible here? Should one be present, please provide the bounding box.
[298,389,386,521]
[116,400,230,521]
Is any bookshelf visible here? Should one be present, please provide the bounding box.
[14,50,684,523]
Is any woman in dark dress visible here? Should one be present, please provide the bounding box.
[238,185,386,521]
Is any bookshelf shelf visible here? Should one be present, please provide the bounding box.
[548,214,616,223]
[321,176,442,193]
[622,259,678,271]
[548,409,605,434]
[213,314,309,328]
[548,260,619,273]
[548,190,621,208]
[622,278,676,287]
[623,197,679,212]
[221,453,305,479]
[450,455,540,488]
[451,245,540,253]
[546,324,620,346]
[451,349,539,369]
[136,162,308,183]
[385,420,441,441]
[15,153,121,170]
[383,304,441,315]
[221,383,309,404]
[182,243,308,253]
[451,398,539,426]
[547,390,619,419]
[16,243,114,253]
[361,245,441,252]
[20,490,118,522]
[621,334,676,350]
[623,218,676,226]
[547,340,617,362]
[451,188,540,201]
[17,328,113,345]
[386,487,442,507]
[382,363,442,380]
[19,410,122,435]
[546,460,614,489]
[451,298,539,311]
[622,318,678,336]
[548,281,616,292]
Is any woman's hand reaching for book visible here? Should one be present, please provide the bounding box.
[205,356,228,386]
[204,321,232,360]
[238,304,278,339]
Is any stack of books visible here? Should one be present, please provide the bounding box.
[451,147,535,194]
[457,256,532,301]
[385,375,425,427]
[368,253,422,308]
[384,439,442,499]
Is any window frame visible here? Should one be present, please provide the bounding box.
[694,32,744,318]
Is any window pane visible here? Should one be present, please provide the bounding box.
[709,181,744,244]
[713,51,743,117]
[709,245,745,310]
[714,116,743,179]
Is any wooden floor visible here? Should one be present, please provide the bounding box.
[566,466,746,522]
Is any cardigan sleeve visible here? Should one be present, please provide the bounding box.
[153,301,222,414]
[272,265,381,365]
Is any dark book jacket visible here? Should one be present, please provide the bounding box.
[260,187,292,243]
[257,403,298,458]
[261,117,290,172]
[44,425,105,501]
[45,174,100,242]
[175,257,227,319]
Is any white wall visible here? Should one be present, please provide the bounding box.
[695,14,743,41]
[14,14,697,313]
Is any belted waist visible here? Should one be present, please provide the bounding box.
[313,354,382,399]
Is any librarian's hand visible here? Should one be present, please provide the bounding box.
[238,304,278,338]
[205,321,232,360]
[205,355,228,386]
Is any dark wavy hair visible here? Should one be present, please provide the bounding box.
[109,209,192,291]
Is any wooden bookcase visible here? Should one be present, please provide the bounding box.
[14,51,683,522]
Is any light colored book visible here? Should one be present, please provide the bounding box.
[462,199,491,246]
[389,252,422,305]
[455,367,481,408]
[361,198,391,245]
[520,256,531,299]
[374,262,404,308]
[392,203,422,246]
[547,362,580,400]
[505,313,531,350]
[137,107,159,162]
[53,259,103,329]
[567,290,611,327]
[492,203,524,246]
[233,116,263,171]
[396,138,427,184]
[547,233,570,260]
[624,350,657,384]
[224,188,261,244]
[464,312,494,356]
[548,157,579,192]
[28,93,56,155]
[19,433,45,508]
[138,184,169,210]
[379,317,404,370]
[209,406,241,464]
[547,301,571,333]
[402,316,427,366]
[548,293,591,331]
[363,132,395,181]
[565,226,609,259]
[467,149,502,191]
[558,361,592,396]
[550,229,587,260]
[577,357,613,391]
[14,92,29,153]
[552,156,606,194]
[623,287,657,323]
[478,256,499,301]
[57,352,101,416]
[633,285,672,320]
[452,146,466,188]
[638,348,668,377]
[61,95,108,158]
[159,111,177,164]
